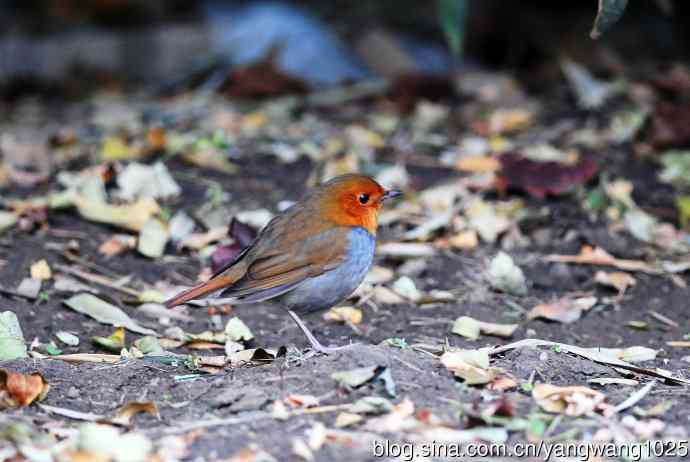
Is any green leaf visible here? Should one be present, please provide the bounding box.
[591,0,629,39]
[0,311,27,360]
[675,196,690,230]
[438,0,468,58]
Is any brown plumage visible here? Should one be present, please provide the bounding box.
[165,174,401,353]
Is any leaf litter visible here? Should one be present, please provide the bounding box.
[2,28,690,461]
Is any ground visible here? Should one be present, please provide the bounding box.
[2,68,690,461]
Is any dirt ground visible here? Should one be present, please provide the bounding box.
[2,72,690,461]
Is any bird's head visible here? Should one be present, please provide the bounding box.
[316,174,402,235]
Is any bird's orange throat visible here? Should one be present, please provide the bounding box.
[321,199,380,235]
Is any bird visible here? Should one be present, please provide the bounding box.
[165,174,402,354]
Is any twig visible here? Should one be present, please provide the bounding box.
[54,264,140,297]
[611,380,656,414]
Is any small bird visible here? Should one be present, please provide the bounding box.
[165,174,401,354]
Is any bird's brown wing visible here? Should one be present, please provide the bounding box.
[219,225,350,301]
[165,204,351,307]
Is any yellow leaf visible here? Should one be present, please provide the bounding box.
[30,259,52,281]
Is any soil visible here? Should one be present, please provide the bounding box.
[2,94,689,461]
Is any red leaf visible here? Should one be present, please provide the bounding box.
[220,47,307,99]
[496,152,598,198]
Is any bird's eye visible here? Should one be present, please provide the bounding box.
[358,193,370,205]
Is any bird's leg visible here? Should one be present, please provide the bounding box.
[287,310,356,355]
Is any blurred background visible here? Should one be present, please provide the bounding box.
[0,0,689,99]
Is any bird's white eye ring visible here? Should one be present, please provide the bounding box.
[358,193,370,204]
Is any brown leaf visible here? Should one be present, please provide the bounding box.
[496,152,598,198]
[112,401,160,426]
[532,383,610,416]
[0,369,49,408]
[388,74,455,113]
[544,245,658,273]
[651,102,690,148]
[221,47,307,99]
[98,234,136,257]
[594,270,636,296]
[528,296,597,324]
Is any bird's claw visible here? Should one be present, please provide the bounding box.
[304,342,360,358]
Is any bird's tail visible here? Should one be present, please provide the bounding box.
[165,273,239,308]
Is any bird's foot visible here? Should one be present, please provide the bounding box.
[305,341,360,357]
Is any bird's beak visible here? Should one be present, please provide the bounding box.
[381,190,403,202]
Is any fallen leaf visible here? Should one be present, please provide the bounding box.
[544,245,658,273]
[137,218,170,258]
[0,311,27,360]
[0,211,18,234]
[75,196,160,232]
[117,162,181,200]
[30,259,52,281]
[589,346,658,363]
[16,277,41,299]
[220,47,308,99]
[651,103,690,148]
[225,317,254,342]
[528,296,597,324]
[440,349,500,385]
[323,307,362,325]
[284,394,319,409]
[101,136,142,160]
[452,316,518,339]
[363,397,415,433]
[448,230,478,249]
[98,234,136,257]
[63,294,157,336]
[92,327,125,353]
[487,252,527,296]
[181,226,229,251]
[331,366,395,396]
[532,383,608,416]
[77,423,154,462]
[56,331,80,347]
[633,400,674,418]
[169,211,196,244]
[112,401,160,426]
[224,445,277,462]
[0,369,49,408]
[456,156,501,173]
[496,152,598,198]
[391,276,422,302]
[335,412,363,428]
[594,271,636,296]
[134,336,163,354]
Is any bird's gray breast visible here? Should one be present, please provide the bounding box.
[282,226,375,313]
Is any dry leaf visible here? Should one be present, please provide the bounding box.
[30,259,52,281]
[335,412,363,428]
[99,235,136,257]
[440,349,500,385]
[112,401,160,425]
[363,397,414,433]
[544,245,657,273]
[532,383,608,416]
[74,196,160,232]
[0,369,49,408]
[448,230,478,249]
[456,156,501,173]
[323,307,362,325]
[528,296,597,324]
[284,394,319,409]
[594,271,636,296]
